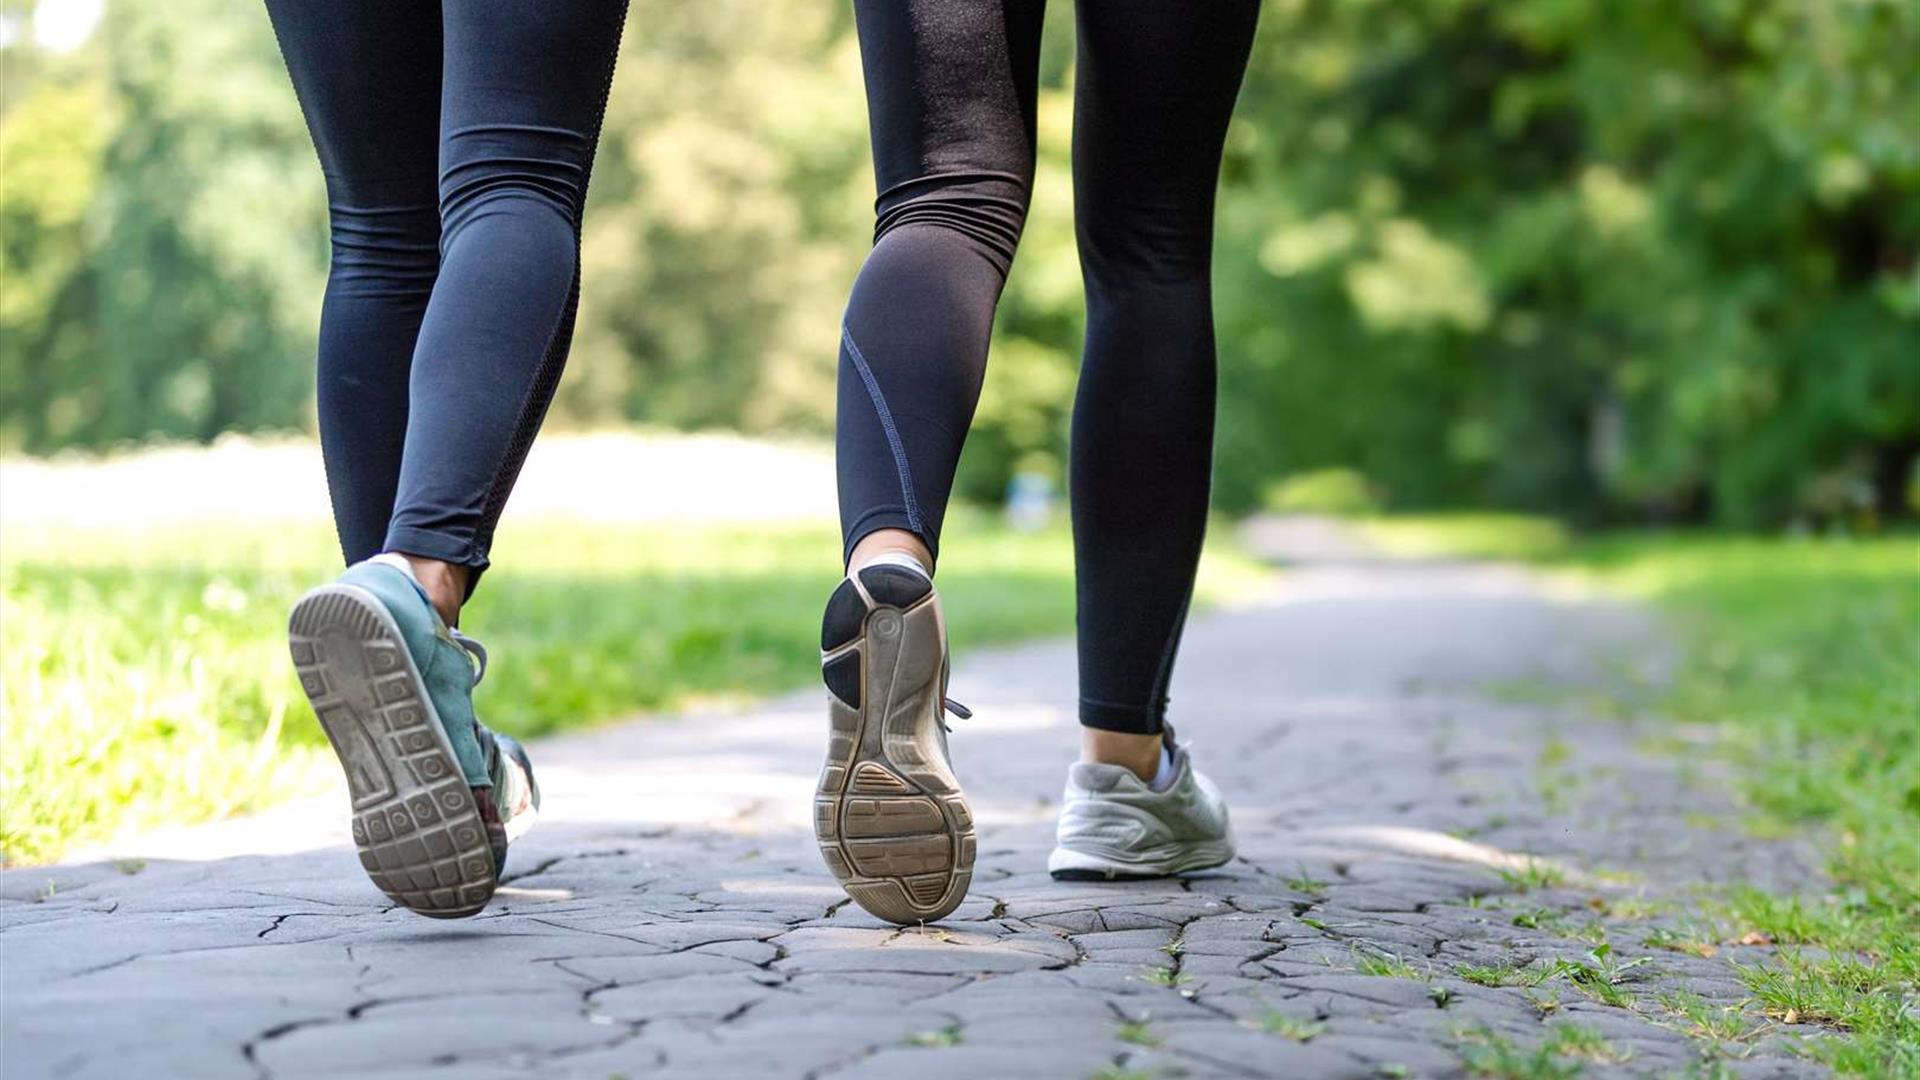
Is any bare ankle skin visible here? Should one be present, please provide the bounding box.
[397,554,468,628]
[1081,728,1164,784]
[847,528,934,575]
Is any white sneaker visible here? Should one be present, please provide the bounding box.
[1049,730,1234,880]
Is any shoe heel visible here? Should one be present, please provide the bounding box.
[289,586,498,918]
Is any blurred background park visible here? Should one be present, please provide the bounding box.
[1,0,1916,972]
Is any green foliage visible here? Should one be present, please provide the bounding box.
[2,1,1916,513]
[1261,468,1381,516]
[1213,0,1920,524]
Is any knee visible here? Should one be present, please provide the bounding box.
[1076,202,1216,292]
[873,172,1030,275]
[439,127,592,237]
[326,198,440,295]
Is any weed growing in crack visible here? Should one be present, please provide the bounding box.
[1655,989,1765,1045]
[1114,1021,1160,1048]
[1285,864,1330,895]
[1456,961,1552,989]
[1546,942,1654,1008]
[1496,859,1566,893]
[1453,1024,1584,1080]
[1140,966,1189,987]
[1352,948,1424,980]
[1509,907,1568,933]
[1543,1022,1629,1064]
[1643,924,1721,958]
[1524,988,1562,1016]
[1256,1012,1326,1042]
[905,1025,962,1048]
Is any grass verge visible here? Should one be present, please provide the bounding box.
[1360,514,1918,1077]
[1,511,1265,864]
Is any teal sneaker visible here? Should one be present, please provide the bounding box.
[288,559,538,918]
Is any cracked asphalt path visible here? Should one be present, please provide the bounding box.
[2,547,1830,1079]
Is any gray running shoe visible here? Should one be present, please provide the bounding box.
[1048,729,1233,880]
[288,559,538,918]
[815,561,975,924]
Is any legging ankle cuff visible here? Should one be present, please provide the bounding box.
[1079,697,1165,737]
[842,506,939,570]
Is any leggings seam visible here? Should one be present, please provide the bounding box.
[842,324,924,536]
[468,0,630,581]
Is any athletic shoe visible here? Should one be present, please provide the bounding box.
[815,560,975,923]
[1048,727,1234,880]
[287,559,539,918]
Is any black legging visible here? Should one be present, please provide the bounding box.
[266,0,627,587]
[836,0,1259,736]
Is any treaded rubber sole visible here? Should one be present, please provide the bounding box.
[288,585,497,919]
[1046,841,1236,882]
[816,571,975,924]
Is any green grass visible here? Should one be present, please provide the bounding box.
[1113,1020,1160,1048]
[1452,1024,1588,1080]
[1654,988,1767,1046]
[0,511,1265,864]
[1255,1012,1326,1042]
[1356,516,1920,1077]
[1139,965,1190,987]
[905,1025,962,1048]
[1352,949,1425,980]
[1495,858,1568,893]
[1456,961,1553,989]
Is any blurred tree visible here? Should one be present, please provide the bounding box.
[1214,0,1920,525]
[2,0,1914,526]
[567,0,869,435]
[88,0,325,445]
[0,60,108,450]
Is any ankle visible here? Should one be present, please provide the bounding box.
[847,528,933,577]
[395,554,467,627]
[1081,728,1164,785]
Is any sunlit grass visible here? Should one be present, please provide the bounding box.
[1358,516,1919,1077]
[0,511,1266,864]
[1353,513,1573,562]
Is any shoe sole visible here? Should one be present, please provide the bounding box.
[815,567,974,924]
[288,584,498,919]
[1046,840,1236,882]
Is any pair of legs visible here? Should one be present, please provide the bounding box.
[271,0,625,916]
[835,0,1260,771]
[266,0,628,621]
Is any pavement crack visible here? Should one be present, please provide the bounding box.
[500,855,566,884]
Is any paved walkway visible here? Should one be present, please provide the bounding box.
[3,546,1830,1079]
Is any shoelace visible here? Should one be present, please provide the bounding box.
[450,629,489,688]
[939,696,971,734]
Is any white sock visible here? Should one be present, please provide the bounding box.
[368,551,421,584]
[856,550,931,579]
[1149,742,1178,792]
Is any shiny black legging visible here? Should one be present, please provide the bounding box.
[836,0,1259,735]
[266,0,627,588]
